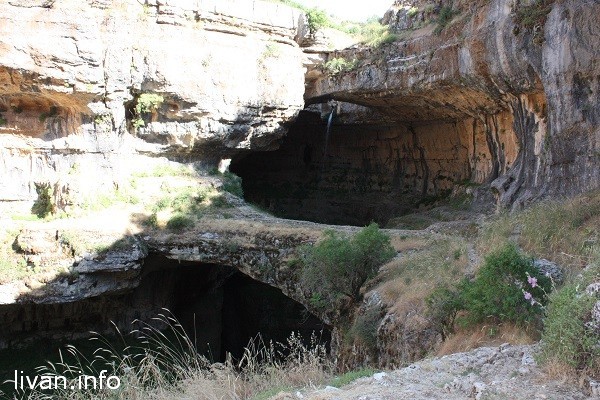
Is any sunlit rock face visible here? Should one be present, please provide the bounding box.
[303,0,599,210]
[0,0,306,204]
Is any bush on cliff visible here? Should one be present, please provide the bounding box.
[426,243,551,333]
[460,243,551,326]
[306,8,329,34]
[539,264,600,375]
[31,182,56,218]
[300,223,396,307]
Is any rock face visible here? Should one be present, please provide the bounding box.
[0,0,305,204]
[293,344,590,399]
[0,217,328,349]
[300,0,599,211]
[1,0,599,376]
[232,108,514,225]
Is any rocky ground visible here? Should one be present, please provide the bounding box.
[279,344,595,400]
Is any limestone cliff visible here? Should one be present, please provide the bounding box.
[301,0,599,211]
[0,0,305,205]
[0,0,599,374]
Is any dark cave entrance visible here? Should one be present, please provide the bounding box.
[165,260,330,361]
[230,110,482,226]
[0,255,330,374]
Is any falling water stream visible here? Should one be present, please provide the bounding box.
[321,107,335,176]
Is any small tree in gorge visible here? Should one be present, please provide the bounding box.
[300,223,396,308]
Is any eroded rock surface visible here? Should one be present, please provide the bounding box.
[0,0,305,204]
[304,0,600,210]
[290,344,591,400]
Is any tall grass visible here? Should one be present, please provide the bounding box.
[478,190,600,270]
[5,311,333,400]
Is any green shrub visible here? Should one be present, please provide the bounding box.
[309,293,328,310]
[513,0,554,43]
[135,93,164,115]
[460,243,551,326]
[144,213,158,228]
[539,267,600,372]
[222,171,243,198]
[31,182,56,218]
[211,194,231,208]
[300,223,396,306]
[0,115,7,126]
[166,214,194,231]
[324,57,359,76]
[348,308,382,352]
[434,6,458,34]
[426,285,463,339]
[329,367,376,388]
[39,106,58,122]
[306,8,329,34]
[132,93,164,128]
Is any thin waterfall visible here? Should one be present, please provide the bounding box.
[317,105,336,200]
[322,107,336,173]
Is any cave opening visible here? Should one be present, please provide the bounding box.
[162,259,331,361]
[230,99,523,227]
[231,110,477,226]
[0,255,330,376]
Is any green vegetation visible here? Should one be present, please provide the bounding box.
[134,163,194,178]
[427,244,551,333]
[39,106,58,122]
[328,367,376,388]
[513,0,555,43]
[263,42,282,58]
[407,6,419,17]
[132,93,164,129]
[16,314,332,400]
[269,0,397,48]
[0,230,28,284]
[166,214,194,231]
[300,223,396,306]
[143,179,235,229]
[221,171,244,197]
[434,6,458,35]
[349,18,399,47]
[377,236,467,310]
[58,231,136,257]
[324,57,359,76]
[267,1,329,34]
[426,285,462,339]
[348,307,382,352]
[539,265,600,374]
[458,243,551,326]
[306,8,329,34]
[31,182,56,218]
[0,115,7,126]
[80,184,140,212]
[479,190,600,270]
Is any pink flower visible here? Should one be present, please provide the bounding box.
[528,276,538,288]
[524,292,532,300]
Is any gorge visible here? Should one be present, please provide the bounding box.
[0,0,598,397]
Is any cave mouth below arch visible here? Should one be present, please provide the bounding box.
[165,260,331,362]
[0,256,331,387]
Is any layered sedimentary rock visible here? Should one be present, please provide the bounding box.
[297,0,599,211]
[0,219,326,349]
[0,0,305,204]
[233,107,519,225]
